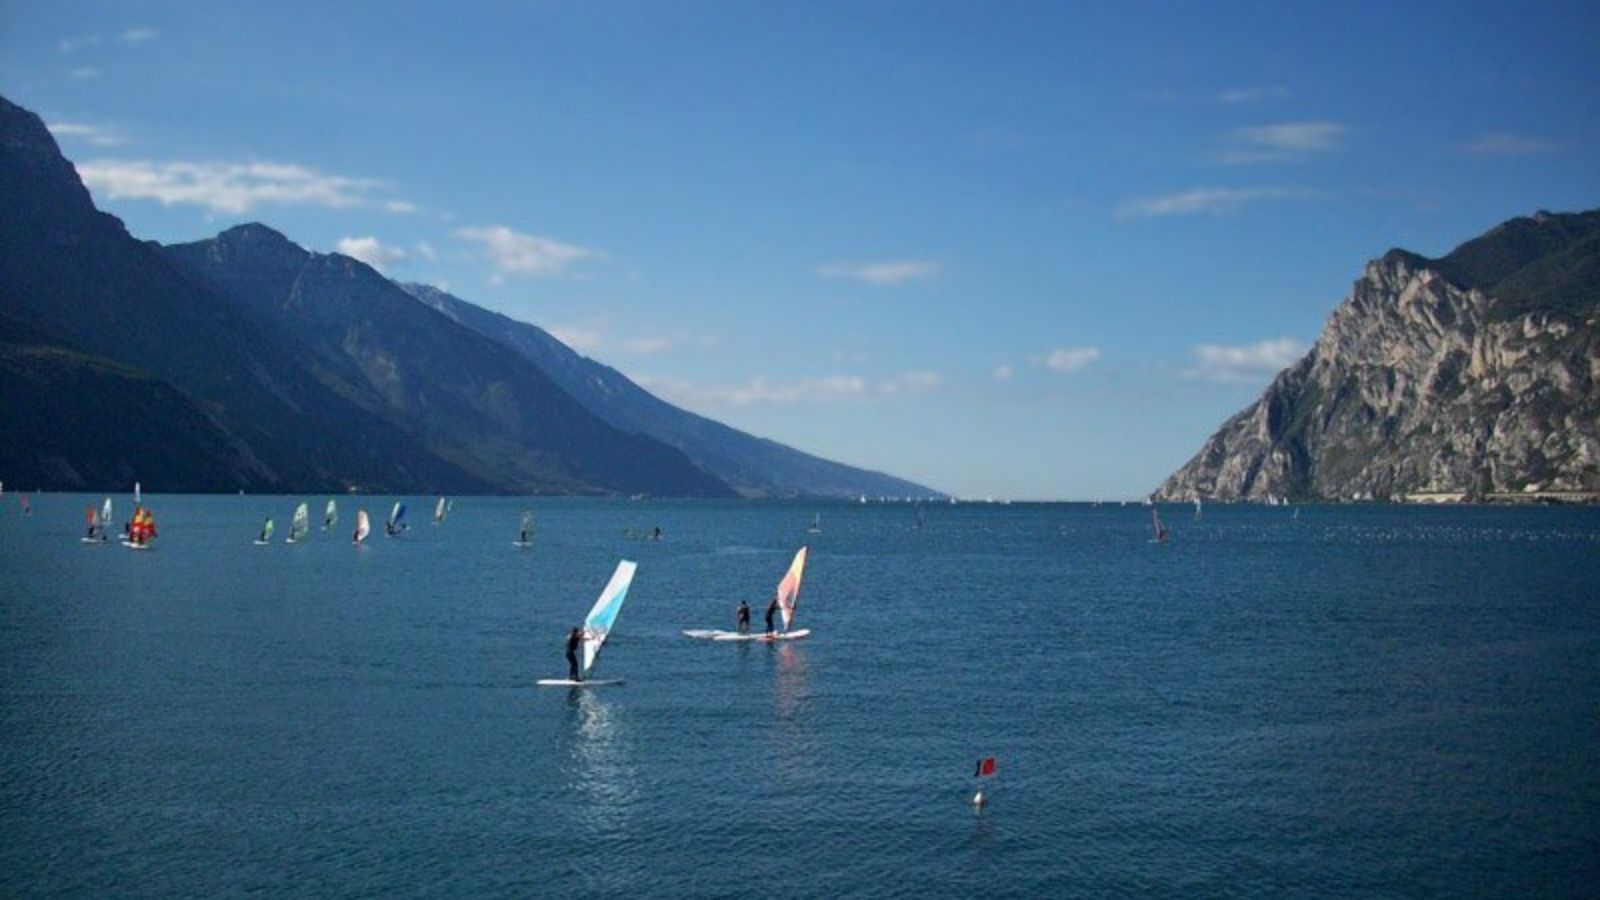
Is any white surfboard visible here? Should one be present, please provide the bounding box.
[121,541,153,550]
[535,678,625,687]
[712,629,811,642]
[538,560,636,688]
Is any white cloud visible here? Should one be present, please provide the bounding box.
[1042,346,1100,373]
[1464,133,1558,157]
[455,225,595,280]
[335,236,407,272]
[992,363,1014,381]
[46,121,125,147]
[1217,85,1291,104]
[622,335,676,355]
[1220,121,1346,163]
[414,241,437,262]
[59,34,104,53]
[1117,186,1313,219]
[642,371,942,408]
[1184,337,1306,383]
[68,67,100,80]
[75,158,389,214]
[118,28,158,44]
[385,199,418,214]
[816,260,941,285]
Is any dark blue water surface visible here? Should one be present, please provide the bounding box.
[2,496,1597,898]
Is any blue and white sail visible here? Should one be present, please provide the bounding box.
[581,560,637,675]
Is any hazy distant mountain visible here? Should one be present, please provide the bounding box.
[401,283,940,499]
[1,93,491,494]
[1156,210,1600,502]
[163,226,733,497]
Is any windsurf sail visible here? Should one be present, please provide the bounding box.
[580,560,637,675]
[288,502,310,542]
[85,504,99,537]
[102,497,113,528]
[518,509,535,543]
[387,501,407,534]
[353,509,371,544]
[1152,509,1168,543]
[434,497,447,524]
[324,498,338,529]
[808,512,821,534]
[259,517,275,542]
[133,481,141,504]
[776,546,807,632]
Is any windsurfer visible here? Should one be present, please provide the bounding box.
[735,600,751,633]
[764,597,778,635]
[565,627,584,681]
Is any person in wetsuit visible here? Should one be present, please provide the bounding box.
[565,627,584,681]
[764,597,778,635]
[735,600,751,633]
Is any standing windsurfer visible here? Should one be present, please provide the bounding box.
[735,600,751,633]
[565,627,584,682]
[764,597,778,635]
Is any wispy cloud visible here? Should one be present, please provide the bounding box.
[1464,133,1559,157]
[642,371,942,408]
[75,158,389,214]
[1117,186,1314,219]
[414,241,437,262]
[118,28,158,45]
[68,67,100,80]
[1183,337,1306,383]
[1041,346,1100,373]
[46,121,125,147]
[59,34,104,53]
[455,225,595,283]
[335,236,407,272]
[549,324,606,354]
[384,199,418,214]
[816,260,941,286]
[1220,120,1346,163]
[1217,85,1291,104]
[991,363,1014,382]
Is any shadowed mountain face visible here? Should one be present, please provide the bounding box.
[163,226,732,497]
[1156,210,1600,502]
[401,283,940,499]
[1,92,726,496]
[0,93,489,494]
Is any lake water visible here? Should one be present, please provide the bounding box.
[2,496,1597,898]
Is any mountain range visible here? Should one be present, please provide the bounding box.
[0,93,935,498]
[1156,209,1600,502]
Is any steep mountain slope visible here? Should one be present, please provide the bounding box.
[1155,210,1600,501]
[164,226,732,497]
[401,283,939,498]
[0,93,488,493]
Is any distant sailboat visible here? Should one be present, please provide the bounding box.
[1151,508,1169,544]
[353,509,371,545]
[808,512,821,534]
[102,497,113,531]
[323,498,338,530]
[684,546,811,642]
[537,560,638,687]
[513,510,535,547]
[20,494,30,516]
[287,502,310,544]
[133,481,141,504]
[255,517,275,545]
[122,506,156,549]
[433,496,447,525]
[385,501,408,536]
[1193,497,1202,519]
[82,504,107,543]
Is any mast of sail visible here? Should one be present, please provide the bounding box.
[776,546,807,632]
[581,560,637,675]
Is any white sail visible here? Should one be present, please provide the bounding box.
[134,481,141,503]
[324,498,338,529]
[775,546,807,632]
[102,497,113,527]
[434,496,447,524]
[581,560,637,675]
[517,509,535,544]
[353,509,371,544]
[288,502,310,542]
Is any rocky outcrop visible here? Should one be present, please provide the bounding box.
[1156,211,1600,501]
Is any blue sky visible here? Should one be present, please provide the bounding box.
[4,1,1598,499]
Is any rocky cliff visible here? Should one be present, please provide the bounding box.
[1155,210,1600,502]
